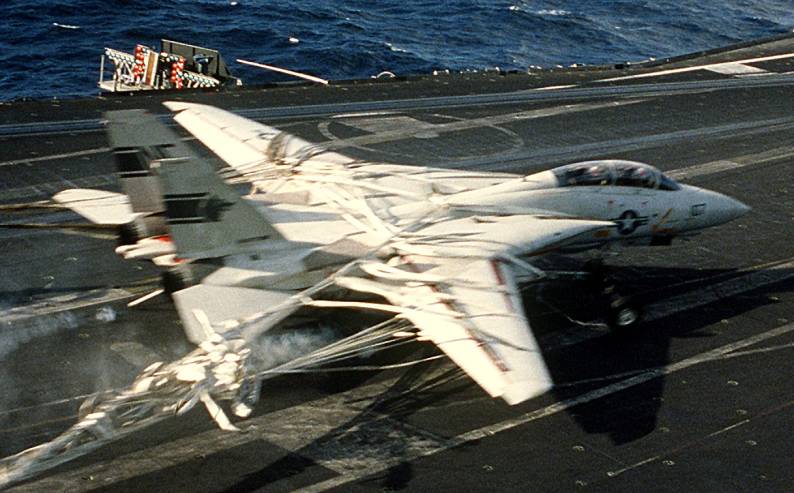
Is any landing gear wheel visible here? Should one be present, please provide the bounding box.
[582,257,643,331]
[607,295,642,332]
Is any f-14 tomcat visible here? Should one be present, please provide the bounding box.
[52,102,749,406]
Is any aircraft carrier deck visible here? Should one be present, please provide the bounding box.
[2,34,794,492]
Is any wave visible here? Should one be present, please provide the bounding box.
[0,0,793,100]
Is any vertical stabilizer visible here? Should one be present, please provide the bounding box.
[104,110,193,214]
[105,109,283,259]
[157,151,283,259]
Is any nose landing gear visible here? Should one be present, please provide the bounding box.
[585,259,643,331]
[606,290,641,331]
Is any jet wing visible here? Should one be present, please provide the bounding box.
[164,101,352,174]
[339,215,615,404]
[163,101,518,203]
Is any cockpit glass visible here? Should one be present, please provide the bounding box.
[613,162,657,189]
[658,173,681,191]
[555,164,611,187]
[553,160,680,191]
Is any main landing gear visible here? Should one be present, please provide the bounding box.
[585,259,642,331]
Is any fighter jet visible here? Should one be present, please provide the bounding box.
[51,102,749,405]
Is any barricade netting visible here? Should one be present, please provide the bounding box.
[0,291,430,488]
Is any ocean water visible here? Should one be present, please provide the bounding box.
[1,0,793,101]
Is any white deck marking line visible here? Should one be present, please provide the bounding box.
[331,111,398,119]
[0,148,109,168]
[554,368,648,388]
[0,173,116,202]
[643,259,794,322]
[301,322,794,492]
[716,341,794,360]
[596,52,794,82]
[468,115,794,172]
[703,62,768,76]
[667,160,743,180]
[0,393,98,418]
[668,145,794,181]
[607,455,660,477]
[608,401,793,478]
[533,85,578,91]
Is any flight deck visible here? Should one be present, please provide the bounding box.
[1,34,794,492]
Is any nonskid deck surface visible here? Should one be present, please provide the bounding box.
[2,35,794,492]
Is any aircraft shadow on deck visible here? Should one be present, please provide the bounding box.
[531,263,794,446]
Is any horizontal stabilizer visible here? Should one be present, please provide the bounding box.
[103,108,286,259]
[53,189,135,225]
[165,102,271,171]
[172,285,294,344]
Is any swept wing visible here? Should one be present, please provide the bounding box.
[164,102,522,221]
[337,214,613,403]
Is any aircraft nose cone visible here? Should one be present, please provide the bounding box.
[710,193,750,225]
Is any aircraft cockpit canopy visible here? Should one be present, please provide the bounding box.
[553,160,680,191]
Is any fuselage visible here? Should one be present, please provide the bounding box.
[129,159,750,291]
[446,160,750,250]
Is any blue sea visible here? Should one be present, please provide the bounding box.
[1,0,793,101]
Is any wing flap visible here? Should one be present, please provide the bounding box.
[409,307,510,399]
[391,258,552,404]
[448,258,552,403]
